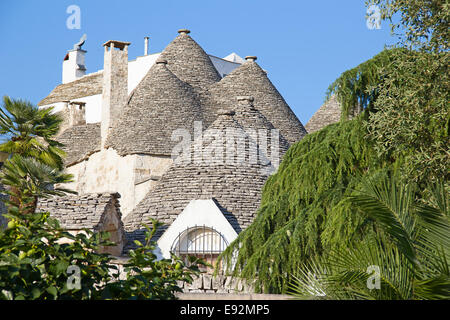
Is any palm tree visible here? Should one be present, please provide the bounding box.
[0,96,65,170]
[289,175,450,300]
[0,155,75,215]
[0,96,74,216]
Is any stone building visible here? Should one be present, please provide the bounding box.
[305,95,342,133]
[38,193,124,256]
[37,29,309,260]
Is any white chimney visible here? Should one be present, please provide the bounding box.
[101,40,130,147]
[62,49,86,84]
[62,34,88,84]
[144,37,149,55]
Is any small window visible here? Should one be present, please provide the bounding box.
[171,225,228,271]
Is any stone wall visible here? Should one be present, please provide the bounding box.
[63,148,172,217]
[37,192,125,256]
[101,42,129,147]
[178,273,255,294]
[110,260,256,294]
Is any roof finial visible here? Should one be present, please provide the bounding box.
[178,29,191,35]
[245,56,257,62]
[156,58,168,65]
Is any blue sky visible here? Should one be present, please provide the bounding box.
[0,0,395,124]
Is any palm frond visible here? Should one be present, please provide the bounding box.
[349,175,418,266]
[0,155,75,198]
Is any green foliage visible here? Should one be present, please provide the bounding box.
[0,210,115,300]
[0,96,73,215]
[327,48,449,184]
[289,175,450,300]
[326,48,403,119]
[329,1,450,184]
[368,0,449,52]
[220,0,448,298]
[1,155,75,199]
[0,96,66,170]
[102,220,203,300]
[217,116,392,293]
[0,154,75,216]
[365,49,449,184]
[0,211,201,300]
[329,48,449,184]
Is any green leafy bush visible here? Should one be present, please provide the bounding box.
[289,175,450,300]
[0,210,201,300]
[0,96,202,300]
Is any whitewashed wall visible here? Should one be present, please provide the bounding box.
[209,55,241,78]
[63,149,173,217]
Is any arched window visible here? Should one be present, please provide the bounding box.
[171,225,228,271]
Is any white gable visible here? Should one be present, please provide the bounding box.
[156,199,238,259]
[223,52,245,64]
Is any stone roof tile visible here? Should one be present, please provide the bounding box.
[159,31,221,92]
[205,60,307,145]
[123,112,274,249]
[38,72,103,106]
[56,123,101,166]
[233,96,290,160]
[305,95,342,133]
[37,192,122,231]
[105,59,203,156]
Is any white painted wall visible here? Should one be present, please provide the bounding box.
[62,49,86,84]
[157,199,238,259]
[63,149,173,217]
[127,53,161,95]
[209,54,242,78]
[72,94,102,123]
[40,94,102,124]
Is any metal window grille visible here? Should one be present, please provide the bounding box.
[170,225,228,261]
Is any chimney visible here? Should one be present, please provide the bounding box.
[101,40,131,147]
[144,37,149,55]
[62,48,86,84]
[67,101,86,126]
[57,101,86,135]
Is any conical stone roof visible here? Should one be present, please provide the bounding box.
[233,96,290,161]
[305,95,341,134]
[205,58,307,145]
[123,110,273,249]
[159,29,221,92]
[57,123,101,166]
[106,59,203,156]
